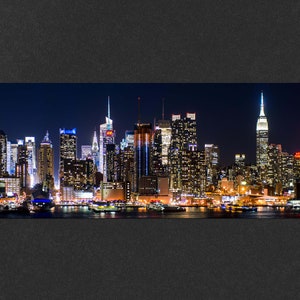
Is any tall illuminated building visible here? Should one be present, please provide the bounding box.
[279,151,294,191]
[152,126,164,176]
[153,100,172,168]
[169,113,198,193]
[134,123,152,192]
[25,137,37,187]
[81,145,92,160]
[59,128,77,189]
[38,131,54,192]
[294,152,300,179]
[15,139,28,191]
[181,149,206,196]
[106,144,117,182]
[256,91,269,170]
[120,130,134,150]
[99,96,115,182]
[152,108,172,175]
[8,142,18,175]
[205,144,219,187]
[6,141,11,174]
[235,154,245,167]
[267,144,281,190]
[118,131,135,194]
[59,128,77,160]
[0,130,7,176]
[91,130,100,170]
[152,118,172,176]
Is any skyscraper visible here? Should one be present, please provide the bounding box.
[15,139,28,191]
[8,142,18,175]
[169,113,198,193]
[25,136,37,188]
[99,96,115,182]
[235,154,246,167]
[152,119,172,176]
[118,130,135,193]
[256,91,269,169]
[0,130,7,176]
[81,145,92,160]
[59,128,77,188]
[155,99,172,167]
[91,130,100,170]
[205,144,220,187]
[38,131,54,192]
[134,123,152,192]
[267,144,281,190]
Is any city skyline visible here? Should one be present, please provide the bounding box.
[1,83,300,175]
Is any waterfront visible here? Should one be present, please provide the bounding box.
[1,205,300,219]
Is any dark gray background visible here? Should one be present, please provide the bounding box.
[0,1,300,299]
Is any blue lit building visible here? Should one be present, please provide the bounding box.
[133,123,152,192]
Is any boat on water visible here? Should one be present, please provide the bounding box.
[147,201,186,212]
[162,204,186,212]
[222,204,257,212]
[0,201,30,215]
[147,202,165,211]
[285,200,300,212]
[30,198,55,212]
[89,201,123,213]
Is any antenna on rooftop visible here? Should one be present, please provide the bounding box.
[162,97,165,120]
[138,96,141,125]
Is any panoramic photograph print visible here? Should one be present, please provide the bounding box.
[1,83,300,219]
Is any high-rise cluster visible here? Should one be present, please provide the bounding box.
[0,130,54,198]
[1,93,300,201]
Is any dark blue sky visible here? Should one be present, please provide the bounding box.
[1,83,300,171]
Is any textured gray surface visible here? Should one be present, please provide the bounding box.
[0,1,300,299]
[0,220,300,299]
[0,0,300,82]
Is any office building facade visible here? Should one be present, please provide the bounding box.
[38,131,54,192]
[256,92,269,171]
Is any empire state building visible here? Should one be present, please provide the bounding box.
[256,91,269,168]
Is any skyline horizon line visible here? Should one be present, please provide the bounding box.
[1,83,300,170]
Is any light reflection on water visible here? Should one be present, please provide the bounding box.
[1,206,300,219]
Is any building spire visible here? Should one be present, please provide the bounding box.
[92,130,99,152]
[42,130,51,143]
[138,96,141,125]
[107,96,111,120]
[260,91,265,116]
[106,96,113,130]
[162,97,165,120]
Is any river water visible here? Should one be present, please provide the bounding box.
[1,206,299,219]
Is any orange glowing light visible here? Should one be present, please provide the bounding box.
[106,130,113,137]
[294,152,300,159]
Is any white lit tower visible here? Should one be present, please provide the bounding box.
[91,130,100,171]
[99,96,115,182]
[256,91,269,174]
[152,98,172,176]
[205,144,220,187]
[157,99,172,166]
[25,137,37,188]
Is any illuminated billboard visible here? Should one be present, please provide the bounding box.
[106,130,114,137]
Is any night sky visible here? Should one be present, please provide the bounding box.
[1,83,300,175]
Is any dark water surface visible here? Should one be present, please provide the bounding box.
[1,206,300,219]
